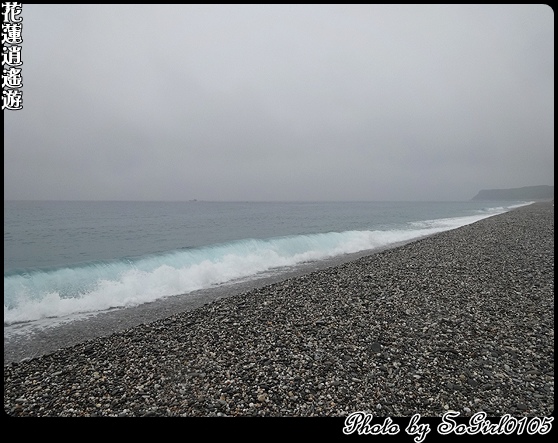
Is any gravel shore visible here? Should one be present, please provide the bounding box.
[4,202,554,418]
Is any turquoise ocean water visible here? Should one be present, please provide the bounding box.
[4,200,530,333]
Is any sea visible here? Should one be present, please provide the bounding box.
[4,200,530,362]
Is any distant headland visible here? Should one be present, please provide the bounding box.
[471,185,554,201]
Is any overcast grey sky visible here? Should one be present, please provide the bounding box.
[3,4,554,201]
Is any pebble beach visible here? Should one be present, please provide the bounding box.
[3,202,554,418]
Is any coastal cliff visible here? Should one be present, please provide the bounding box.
[471,185,553,201]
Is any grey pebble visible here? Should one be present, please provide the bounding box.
[3,202,554,417]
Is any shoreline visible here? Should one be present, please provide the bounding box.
[3,234,435,365]
[4,202,554,417]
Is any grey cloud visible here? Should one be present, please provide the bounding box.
[4,4,553,201]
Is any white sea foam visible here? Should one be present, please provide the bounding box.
[3,202,531,326]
